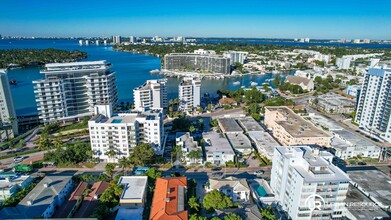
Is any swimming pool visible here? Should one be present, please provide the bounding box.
[112,119,123,123]
[255,185,268,197]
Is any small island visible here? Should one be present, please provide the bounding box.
[0,48,87,68]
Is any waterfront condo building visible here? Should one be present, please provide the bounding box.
[264,106,332,147]
[178,77,201,112]
[33,61,118,124]
[88,108,164,162]
[223,51,248,65]
[164,53,230,74]
[270,146,350,220]
[133,79,167,111]
[0,69,18,139]
[355,66,391,142]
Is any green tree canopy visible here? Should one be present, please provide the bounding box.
[129,143,155,166]
[203,189,233,212]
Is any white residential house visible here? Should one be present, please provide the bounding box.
[0,174,33,203]
[175,132,203,165]
[206,177,250,203]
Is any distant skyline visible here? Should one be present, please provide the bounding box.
[1,0,391,40]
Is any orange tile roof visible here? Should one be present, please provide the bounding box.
[150,177,188,220]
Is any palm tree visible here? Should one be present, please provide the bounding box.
[118,156,130,175]
[188,196,200,212]
[105,148,117,163]
[189,125,196,134]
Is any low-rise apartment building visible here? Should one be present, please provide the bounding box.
[264,106,332,147]
[203,131,235,166]
[116,176,148,220]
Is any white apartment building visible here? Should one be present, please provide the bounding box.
[129,36,136,44]
[178,77,201,112]
[133,79,167,111]
[355,66,391,142]
[0,69,18,139]
[33,61,118,124]
[223,51,248,65]
[203,131,235,166]
[270,146,350,220]
[88,108,164,162]
[336,57,351,69]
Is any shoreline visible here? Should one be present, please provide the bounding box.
[151,69,293,80]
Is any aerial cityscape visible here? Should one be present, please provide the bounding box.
[0,0,390,220]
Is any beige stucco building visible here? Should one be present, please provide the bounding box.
[264,106,331,147]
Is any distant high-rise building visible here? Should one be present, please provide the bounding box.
[355,66,391,142]
[113,35,121,44]
[304,38,310,42]
[336,57,351,69]
[364,39,371,44]
[133,79,167,111]
[85,40,89,45]
[178,77,201,111]
[79,40,83,45]
[0,69,18,139]
[338,38,346,43]
[103,40,107,45]
[33,61,118,124]
[223,51,248,65]
[95,40,99,45]
[353,39,361,44]
[129,36,136,44]
[164,53,230,74]
[270,146,350,220]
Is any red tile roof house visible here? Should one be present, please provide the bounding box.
[54,181,88,218]
[149,177,188,220]
[73,181,110,218]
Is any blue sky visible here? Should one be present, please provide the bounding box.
[1,0,390,39]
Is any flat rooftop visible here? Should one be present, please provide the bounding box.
[345,184,390,220]
[92,114,137,124]
[45,60,107,68]
[347,169,391,208]
[203,131,235,155]
[332,130,375,147]
[308,114,344,131]
[248,131,279,158]
[118,176,148,200]
[317,93,356,107]
[218,118,243,133]
[266,106,331,138]
[226,133,252,149]
[277,146,350,183]
[0,175,31,191]
[237,117,263,132]
[176,132,199,152]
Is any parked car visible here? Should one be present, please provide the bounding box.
[254,170,265,175]
[211,167,222,171]
[358,161,367,165]
[13,156,23,162]
[212,172,223,177]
